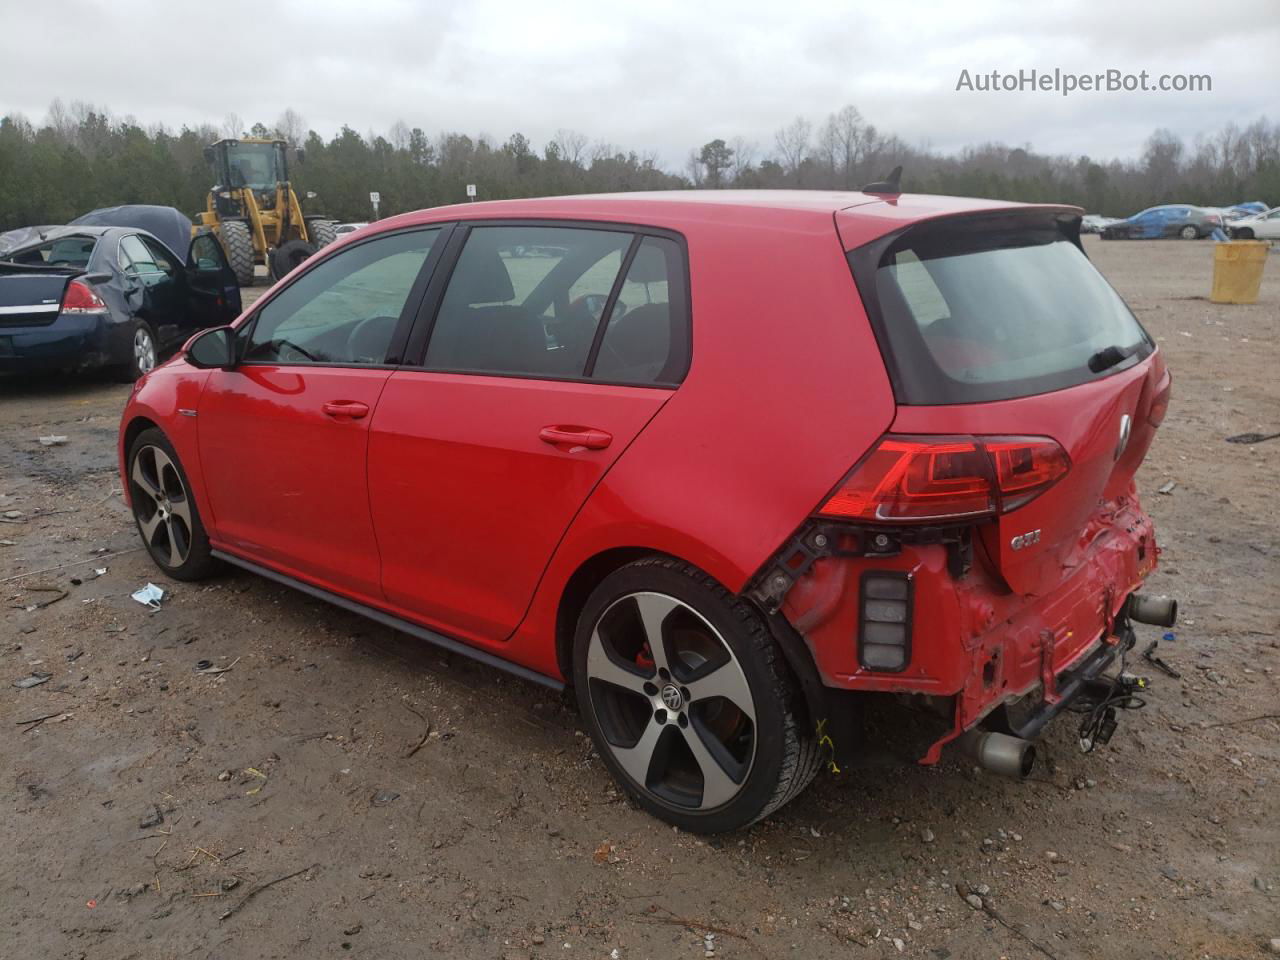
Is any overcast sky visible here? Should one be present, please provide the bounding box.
[2,0,1275,167]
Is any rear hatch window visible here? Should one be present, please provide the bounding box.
[848,212,1152,404]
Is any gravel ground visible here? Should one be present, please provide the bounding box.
[2,237,1277,959]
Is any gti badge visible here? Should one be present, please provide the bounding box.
[1115,413,1132,460]
[1010,529,1041,551]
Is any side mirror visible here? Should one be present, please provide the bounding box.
[185,326,235,369]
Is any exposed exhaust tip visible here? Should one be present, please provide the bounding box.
[956,730,1036,780]
[1127,593,1178,628]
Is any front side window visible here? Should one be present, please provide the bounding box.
[139,236,176,276]
[425,225,631,378]
[243,228,439,365]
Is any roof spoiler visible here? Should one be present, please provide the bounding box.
[862,166,903,196]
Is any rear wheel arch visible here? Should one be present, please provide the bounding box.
[555,547,668,682]
[553,547,825,722]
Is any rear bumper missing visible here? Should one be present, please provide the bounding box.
[918,623,1138,764]
[757,496,1162,767]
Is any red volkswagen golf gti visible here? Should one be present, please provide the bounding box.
[119,190,1176,833]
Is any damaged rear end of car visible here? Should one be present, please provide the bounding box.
[751,203,1176,776]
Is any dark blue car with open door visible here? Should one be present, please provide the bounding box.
[0,205,241,381]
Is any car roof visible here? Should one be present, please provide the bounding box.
[4,225,175,261]
[372,190,1081,249]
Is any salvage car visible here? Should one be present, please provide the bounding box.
[0,206,240,380]
[1226,206,1280,240]
[1100,204,1222,239]
[118,190,1176,832]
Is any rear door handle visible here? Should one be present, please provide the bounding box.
[539,425,612,450]
[322,400,370,420]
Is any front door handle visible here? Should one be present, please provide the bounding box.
[322,400,370,420]
[539,425,612,450]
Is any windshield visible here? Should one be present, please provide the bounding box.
[850,213,1152,404]
[225,142,283,188]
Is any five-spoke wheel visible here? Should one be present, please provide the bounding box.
[574,558,821,833]
[586,591,758,811]
[127,428,217,580]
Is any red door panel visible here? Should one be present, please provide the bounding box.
[367,371,669,642]
[198,366,392,599]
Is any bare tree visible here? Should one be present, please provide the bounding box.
[729,137,756,182]
[553,128,588,166]
[685,149,704,187]
[276,108,307,148]
[388,119,411,152]
[589,140,617,165]
[1142,128,1184,197]
[46,98,76,145]
[222,112,244,139]
[774,116,812,178]
[830,105,868,187]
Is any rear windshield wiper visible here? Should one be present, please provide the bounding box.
[1087,344,1136,373]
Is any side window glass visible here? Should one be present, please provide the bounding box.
[244,228,439,366]
[590,236,689,385]
[120,236,157,274]
[190,233,225,271]
[140,236,176,276]
[425,225,630,377]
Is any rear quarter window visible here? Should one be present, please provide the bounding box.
[849,212,1153,404]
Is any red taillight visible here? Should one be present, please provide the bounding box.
[62,279,108,314]
[818,435,1070,523]
[1148,375,1172,427]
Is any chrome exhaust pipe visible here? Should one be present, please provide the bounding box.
[1126,593,1178,628]
[955,730,1036,779]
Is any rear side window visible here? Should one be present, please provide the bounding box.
[851,214,1152,404]
[423,225,690,386]
[591,236,689,385]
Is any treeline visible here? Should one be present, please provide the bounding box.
[1,99,1277,231]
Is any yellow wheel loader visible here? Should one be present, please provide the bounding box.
[194,138,338,286]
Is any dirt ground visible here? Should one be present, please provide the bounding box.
[3,237,1277,960]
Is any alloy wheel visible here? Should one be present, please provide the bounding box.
[134,327,157,375]
[129,445,193,568]
[585,592,757,811]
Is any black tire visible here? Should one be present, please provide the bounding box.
[219,220,255,287]
[573,556,821,833]
[1233,227,1254,240]
[126,428,219,581]
[1179,224,1199,240]
[270,239,316,281]
[108,320,158,383]
[307,219,338,249]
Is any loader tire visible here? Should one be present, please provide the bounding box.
[270,239,316,281]
[307,219,339,249]
[219,220,255,287]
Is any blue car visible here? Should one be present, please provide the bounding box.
[1100,205,1223,240]
[0,206,241,381]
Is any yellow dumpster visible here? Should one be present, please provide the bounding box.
[1210,240,1269,304]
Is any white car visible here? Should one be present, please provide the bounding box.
[1228,207,1280,240]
